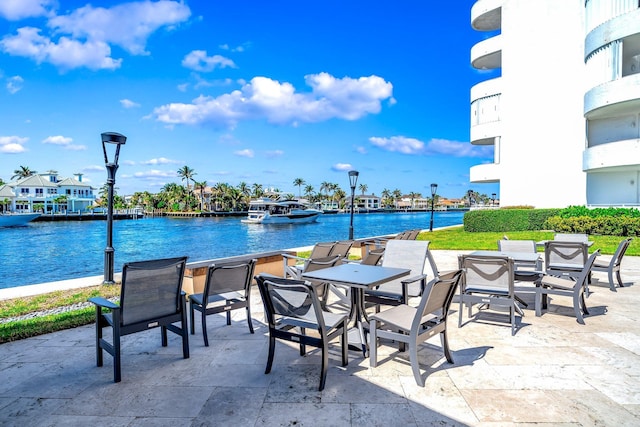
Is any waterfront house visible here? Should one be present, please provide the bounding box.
[3,171,96,213]
[469,0,640,208]
[345,194,381,212]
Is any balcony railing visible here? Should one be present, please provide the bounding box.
[585,0,638,34]
[471,94,501,126]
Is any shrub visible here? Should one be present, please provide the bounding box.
[464,209,560,232]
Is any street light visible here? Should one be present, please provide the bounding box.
[429,183,437,232]
[492,193,497,208]
[101,131,127,284]
[348,170,359,240]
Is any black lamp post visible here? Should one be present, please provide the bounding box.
[348,170,359,240]
[492,193,497,207]
[429,183,437,232]
[101,132,127,284]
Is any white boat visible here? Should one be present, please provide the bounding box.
[241,198,323,224]
[0,213,41,227]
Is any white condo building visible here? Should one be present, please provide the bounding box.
[469,0,640,208]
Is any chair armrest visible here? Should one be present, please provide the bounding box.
[89,297,119,310]
[400,274,428,285]
[282,253,307,263]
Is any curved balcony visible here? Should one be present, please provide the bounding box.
[470,76,502,101]
[585,7,640,57]
[470,122,501,146]
[584,74,640,118]
[584,138,640,171]
[471,0,502,31]
[470,163,500,183]
[471,35,502,70]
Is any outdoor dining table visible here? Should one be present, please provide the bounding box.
[301,263,410,357]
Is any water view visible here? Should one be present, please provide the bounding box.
[0,211,464,289]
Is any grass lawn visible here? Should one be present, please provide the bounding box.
[1,225,636,343]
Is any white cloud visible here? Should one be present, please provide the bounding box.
[142,157,180,165]
[369,136,493,158]
[332,163,353,172]
[153,72,393,128]
[0,0,54,20]
[6,75,24,94]
[133,170,177,179]
[219,43,248,53]
[42,135,86,150]
[369,136,425,154]
[182,50,236,72]
[48,1,191,56]
[264,150,284,158]
[83,165,104,172]
[234,149,254,158]
[0,1,191,70]
[0,135,28,153]
[120,99,140,108]
[0,27,121,71]
[356,146,367,154]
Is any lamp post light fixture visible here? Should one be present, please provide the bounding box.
[429,183,437,232]
[492,193,497,208]
[348,170,359,240]
[101,132,127,284]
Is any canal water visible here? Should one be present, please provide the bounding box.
[0,211,464,289]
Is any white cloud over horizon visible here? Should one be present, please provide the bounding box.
[0,135,28,153]
[0,1,191,70]
[369,136,493,158]
[153,73,394,128]
[182,50,236,72]
[42,135,86,151]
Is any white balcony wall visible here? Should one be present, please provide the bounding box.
[585,41,622,91]
[587,170,640,206]
[588,114,640,147]
[470,94,501,126]
[585,0,638,34]
[584,139,640,171]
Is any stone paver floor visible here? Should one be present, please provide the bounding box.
[1,250,640,426]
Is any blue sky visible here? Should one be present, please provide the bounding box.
[0,0,499,199]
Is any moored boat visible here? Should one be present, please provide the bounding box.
[0,213,41,227]
[241,198,323,224]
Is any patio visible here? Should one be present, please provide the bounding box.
[1,250,640,426]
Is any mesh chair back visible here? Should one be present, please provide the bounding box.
[120,256,187,326]
[258,276,325,330]
[419,269,463,321]
[361,247,385,266]
[545,241,588,269]
[612,238,632,267]
[382,240,430,274]
[328,240,353,258]
[305,255,342,272]
[498,239,536,253]
[309,242,337,259]
[203,260,256,299]
[460,256,514,295]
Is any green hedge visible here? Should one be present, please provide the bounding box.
[464,209,560,232]
[464,206,640,236]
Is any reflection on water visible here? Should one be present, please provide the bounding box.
[0,211,463,289]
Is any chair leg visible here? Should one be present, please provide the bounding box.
[299,327,306,356]
[510,304,516,336]
[161,326,168,347]
[201,311,209,347]
[189,302,196,335]
[369,320,378,368]
[265,335,275,374]
[615,270,624,289]
[180,310,190,359]
[458,299,464,327]
[535,289,543,317]
[440,329,453,363]
[246,305,254,334]
[226,306,232,326]
[341,322,348,367]
[319,341,328,391]
[112,323,121,383]
[573,291,585,324]
[94,310,103,367]
[409,342,424,387]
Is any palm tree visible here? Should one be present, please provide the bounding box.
[408,192,421,210]
[251,183,264,198]
[319,181,331,202]
[194,181,208,211]
[392,189,402,209]
[381,188,391,208]
[11,165,36,180]
[293,178,305,198]
[358,183,368,195]
[176,166,196,211]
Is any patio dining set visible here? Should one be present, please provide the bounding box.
[88,232,633,391]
